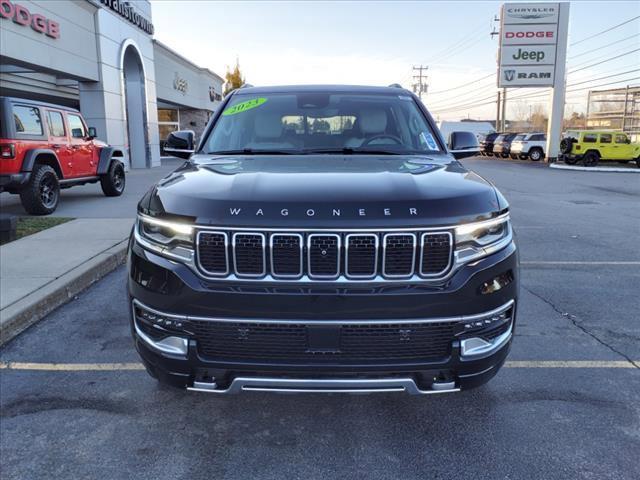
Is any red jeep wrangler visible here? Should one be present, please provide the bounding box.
[0,97,126,215]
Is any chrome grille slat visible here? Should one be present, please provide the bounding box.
[196,229,453,281]
[420,232,453,276]
[232,233,266,277]
[270,234,303,278]
[196,231,229,276]
[308,234,341,279]
[345,234,378,279]
[382,233,416,278]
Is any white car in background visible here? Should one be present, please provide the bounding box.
[510,133,546,161]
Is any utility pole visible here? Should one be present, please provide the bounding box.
[412,65,428,101]
[501,88,507,132]
[496,90,502,132]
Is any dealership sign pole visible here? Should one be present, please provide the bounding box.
[498,2,569,161]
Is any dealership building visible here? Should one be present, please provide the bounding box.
[0,0,224,168]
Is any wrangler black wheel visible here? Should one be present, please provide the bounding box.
[582,151,599,167]
[100,161,126,197]
[19,164,60,215]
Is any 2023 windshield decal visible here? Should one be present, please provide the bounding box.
[222,98,268,116]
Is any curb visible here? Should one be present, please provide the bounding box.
[550,163,640,173]
[0,239,128,346]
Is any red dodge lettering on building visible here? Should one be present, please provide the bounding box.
[0,0,60,39]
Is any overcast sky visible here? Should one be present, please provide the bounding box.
[151,1,640,120]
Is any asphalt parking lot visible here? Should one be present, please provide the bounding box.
[0,158,184,218]
[1,157,639,480]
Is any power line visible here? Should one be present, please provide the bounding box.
[424,20,487,65]
[567,69,640,87]
[430,93,499,113]
[429,30,490,66]
[430,99,497,115]
[570,15,640,46]
[568,48,640,74]
[427,73,495,95]
[509,77,640,102]
[432,74,640,115]
[569,41,640,71]
[426,81,496,107]
[569,33,640,59]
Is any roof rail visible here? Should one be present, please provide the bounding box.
[388,83,403,88]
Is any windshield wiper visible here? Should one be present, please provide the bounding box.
[301,147,403,155]
[207,148,297,155]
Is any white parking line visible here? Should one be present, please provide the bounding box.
[0,362,145,371]
[0,361,637,371]
[521,261,640,266]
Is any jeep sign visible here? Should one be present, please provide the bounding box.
[498,2,563,87]
[501,45,556,65]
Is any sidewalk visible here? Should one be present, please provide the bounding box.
[0,218,133,344]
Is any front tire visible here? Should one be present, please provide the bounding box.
[529,148,543,161]
[582,151,599,167]
[100,161,126,197]
[19,164,60,215]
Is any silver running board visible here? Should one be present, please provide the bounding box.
[187,377,460,395]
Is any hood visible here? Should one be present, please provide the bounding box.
[140,154,505,228]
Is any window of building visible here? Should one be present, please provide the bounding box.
[158,108,180,142]
[13,106,43,135]
[67,114,86,138]
[615,134,628,144]
[158,109,179,123]
[47,111,66,137]
[599,134,612,143]
[583,134,597,143]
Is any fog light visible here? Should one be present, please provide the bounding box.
[480,271,513,294]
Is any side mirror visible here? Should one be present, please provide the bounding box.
[87,126,97,139]
[164,130,196,159]
[448,131,480,160]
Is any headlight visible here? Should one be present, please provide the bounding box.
[454,214,512,264]
[136,215,194,262]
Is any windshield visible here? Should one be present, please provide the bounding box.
[203,92,441,155]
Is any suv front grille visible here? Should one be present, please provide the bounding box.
[189,320,456,363]
[196,230,453,281]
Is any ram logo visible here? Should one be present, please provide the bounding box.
[504,70,516,81]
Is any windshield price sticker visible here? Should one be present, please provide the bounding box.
[222,98,268,116]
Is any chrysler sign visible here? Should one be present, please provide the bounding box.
[498,2,561,87]
[504,4,558,23]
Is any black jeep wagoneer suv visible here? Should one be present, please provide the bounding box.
[128,85,518,395]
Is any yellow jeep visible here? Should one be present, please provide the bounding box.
[559,131,640,168]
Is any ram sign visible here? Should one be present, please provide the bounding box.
[498,2,561,87]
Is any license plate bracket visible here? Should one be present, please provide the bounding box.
[306,325,341,353]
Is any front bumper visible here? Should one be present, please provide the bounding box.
[128,237,519,394]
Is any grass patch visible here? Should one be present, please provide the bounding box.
[1,217,74,245]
